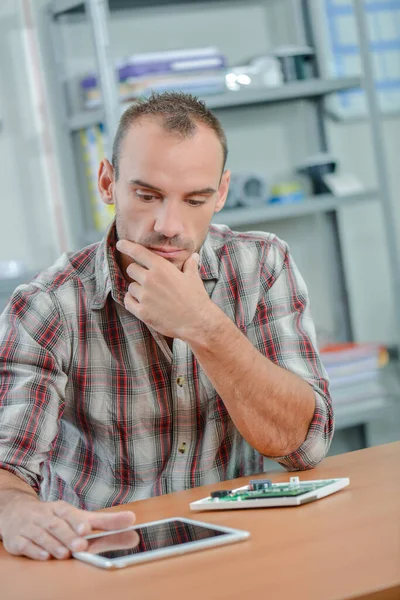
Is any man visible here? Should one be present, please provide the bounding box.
[0,92,333,561]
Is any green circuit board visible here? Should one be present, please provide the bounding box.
[210,479,338,501]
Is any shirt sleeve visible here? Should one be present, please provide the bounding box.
[257,236,334,471]
[0,284,68,492]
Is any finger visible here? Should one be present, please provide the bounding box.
[128,281,142,302]
[116,240,157,269]
[87,510,136,532]
[40,514,87,555]
[126,261,148,284]
[53,503,91,537]
[27,525,83,559]
[124,292,141,317]
[183,253,201,275]
[6,535,50,561]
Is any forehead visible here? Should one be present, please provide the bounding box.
[118,117,224,182]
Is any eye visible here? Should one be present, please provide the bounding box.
[135,191,158,202]
[187,199,206,207]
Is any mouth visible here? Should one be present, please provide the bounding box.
[148,246,186,259]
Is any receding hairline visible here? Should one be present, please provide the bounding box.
[111,93,228,179]
[115,113,226,172]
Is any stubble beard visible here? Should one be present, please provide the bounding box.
[114,200,208,266]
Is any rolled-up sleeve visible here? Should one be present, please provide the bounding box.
[0,284,68,492]
[258,236,334,470]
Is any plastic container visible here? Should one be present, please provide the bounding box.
[272,46,315,82]
[268,181,305,205]
[226,173,269,208]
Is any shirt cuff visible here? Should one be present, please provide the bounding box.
[0,462,41,494]
[270,390,334,471]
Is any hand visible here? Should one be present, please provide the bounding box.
[116,240,215,341]
[0,495,136,561]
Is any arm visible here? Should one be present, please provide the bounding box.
[185,306,317,458]
[0,468,135,560]
[0,284,69,498]
[0,285,135,560]
[117,238,333,470]
[185,240,332,464]
[0,469,39,530]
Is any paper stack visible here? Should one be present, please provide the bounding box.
[320,343,389,405]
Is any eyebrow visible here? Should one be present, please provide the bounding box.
[129,179,217,196]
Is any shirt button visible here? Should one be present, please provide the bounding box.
[178,442,187,454]
[176,376,185,387]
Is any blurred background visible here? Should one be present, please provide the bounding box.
[0,0,399,462]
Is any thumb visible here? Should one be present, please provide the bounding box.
[183,252,200,275]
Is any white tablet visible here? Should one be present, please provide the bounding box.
[73,517,250,570]
[190,477,350,511]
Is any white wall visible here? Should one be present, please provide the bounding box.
[1,0,399,346]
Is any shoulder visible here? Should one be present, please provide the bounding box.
[208,224,289,269]
[30,243,100,294]
[3,243,100,326]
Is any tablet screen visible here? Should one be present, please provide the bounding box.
[85,520,228,560]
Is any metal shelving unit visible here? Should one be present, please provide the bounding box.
[51,0,269,16]
[212,190,378,227]
[40,0,400,442]
[68,76,363,131]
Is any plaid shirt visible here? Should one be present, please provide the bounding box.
[0,222,333,510]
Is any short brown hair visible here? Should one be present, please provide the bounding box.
[111,92,228,179]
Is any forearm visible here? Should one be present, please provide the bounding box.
[0,469,38,539]
[185,305,316,457]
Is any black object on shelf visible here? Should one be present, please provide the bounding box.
[297,154,337,195]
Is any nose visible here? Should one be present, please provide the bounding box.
[153,200,184,238]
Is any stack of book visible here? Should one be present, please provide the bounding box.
[320,343,389,405]
[80,47,227,109]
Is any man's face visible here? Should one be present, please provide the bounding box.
[99,117,230,271]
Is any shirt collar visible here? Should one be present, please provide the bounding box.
[91,220,219,310]
[198,227,220,281]
[91,220,128,310]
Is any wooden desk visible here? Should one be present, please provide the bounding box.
[1,442,399,600]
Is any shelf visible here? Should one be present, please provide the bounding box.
[52,0,84,16]
[67,77,362,132]
[52,0,244,17]
[205,77,362,109]
[212,190,378,227]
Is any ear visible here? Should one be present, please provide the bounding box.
[214,169,231,214]
[98,159,115,205]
